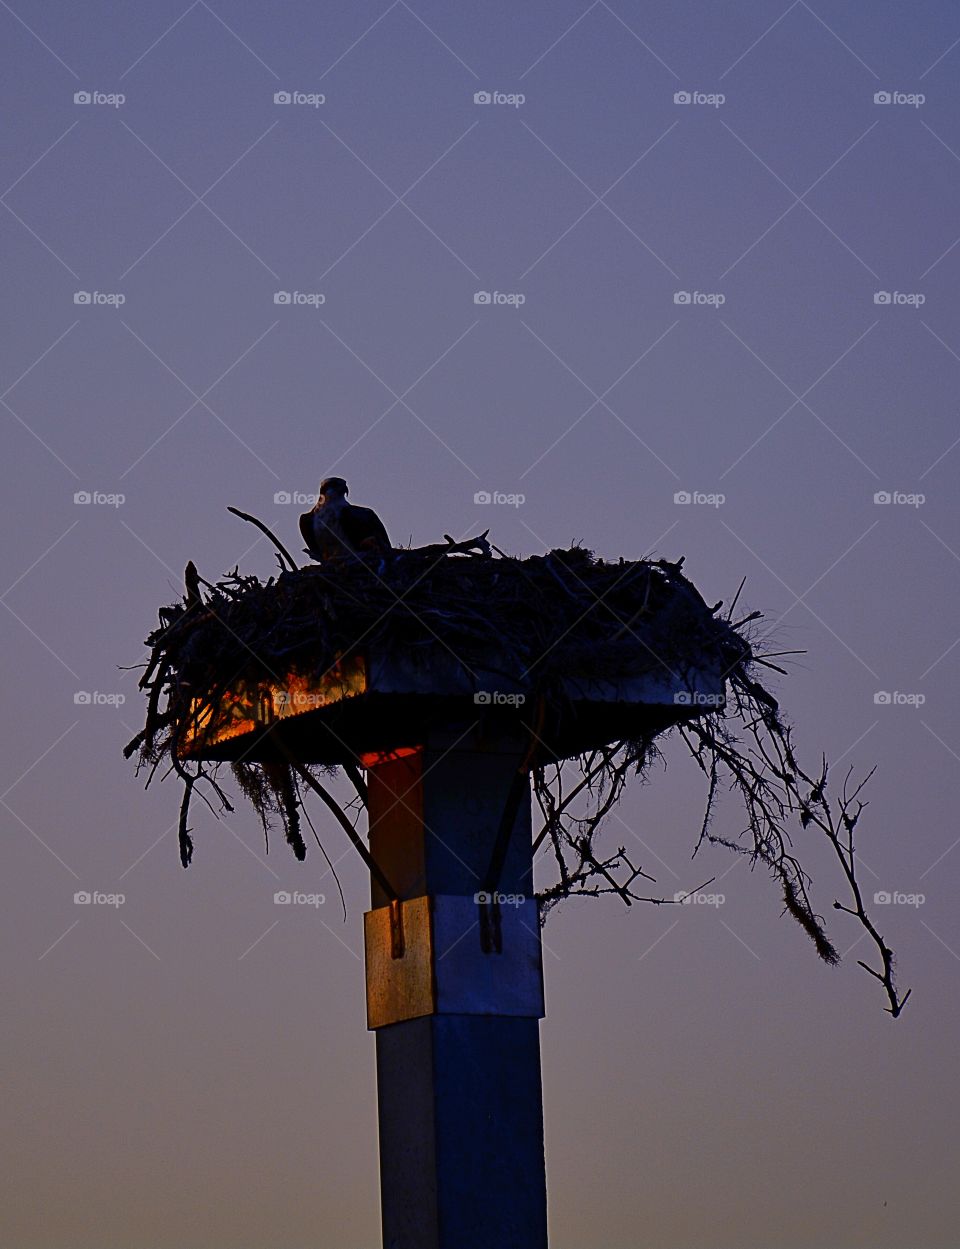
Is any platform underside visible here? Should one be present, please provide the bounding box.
[176,648,725,765]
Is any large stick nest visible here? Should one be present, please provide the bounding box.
[133,543,752,729]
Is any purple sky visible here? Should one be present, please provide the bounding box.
[2,3,959,1246]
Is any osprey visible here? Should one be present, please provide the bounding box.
[299,477,391,564]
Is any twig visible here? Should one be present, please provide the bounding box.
[278,743,399,903]
[227,506,299,572]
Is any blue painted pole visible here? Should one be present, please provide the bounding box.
[364,735,548,1249]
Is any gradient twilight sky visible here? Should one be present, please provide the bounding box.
[2,2,960,1246]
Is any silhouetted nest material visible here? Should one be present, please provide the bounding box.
[133,544,750,721]
[124,535,909,1017]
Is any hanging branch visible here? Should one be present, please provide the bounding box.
[296,777,348,922]
[531,744,622,855]
[177,773,194,868]
[278,746,400,904]
[805,761,911,1017]
[528,680,909,1014]
[533,740,663,917]
[679,697,910,1015]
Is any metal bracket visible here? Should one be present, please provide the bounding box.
[478,897,502,954]
[389,896,405,960]
[364,895,544,1029]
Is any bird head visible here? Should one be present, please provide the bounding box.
[318,477,348,503]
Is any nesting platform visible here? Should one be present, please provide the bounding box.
[149,546,747,767]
